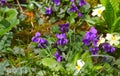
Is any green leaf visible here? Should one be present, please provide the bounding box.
[65,63,75,73]
[67,16,75,25]
[114,59,120,65]
[0,8,19,36]
[100,0,120,32]
[111,17,120,32]
[93,65,103,70]
[70,12,78,18]
[110,0,119,15]
[0,19,10,28]
[37,70,46,76]
[0,19,19,35]
[42,58,64,71]
[5,9,18,22]
[0,60,9,75]
[81,51,92,63]
[102,0,114,27]
[72,53,79,65]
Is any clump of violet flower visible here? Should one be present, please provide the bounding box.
[79,0,86,7]
[45,7,52,15]
[69,3,78,12]
[69,0,87,17]
[82,27,116,55]
[32,32,47,48]
[54,50,62,62]
[56,33,68,46]
[59,23,69,33]
[0,0,7,6]
[52,0,60,6]
[53,23,69,62]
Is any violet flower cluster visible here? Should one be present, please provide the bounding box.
[32,32,47,48]
[56,23,69,46]
[59,23,69,33]
[69,3,78,12]
[45,0,86,17]
[56,33,68,46]
[102,43,115,53]
[54,50,62,62]
[82,27,97,46]
[79,0,86,7]
[82,27,115,55]
[54,23,69,62]
[52,0,60,6]
[70,0,74,2]
[0,0,7,6]
[45,7,52,15]
[69,0,86,17]
[70,0,86,7]
[82,27,99,55]
[45,0,60,15]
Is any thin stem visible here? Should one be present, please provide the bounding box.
[91,54,115,62]
[16,0,24,13]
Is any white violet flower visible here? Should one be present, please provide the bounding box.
[105,33,120,46]
[92,4,105,17]
[97,34,105,46]
[74,59,85,75]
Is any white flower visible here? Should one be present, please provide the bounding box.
[74,59,85,75]
[92,4,105,17]
[105,33,120,46]
[97,35,105,46]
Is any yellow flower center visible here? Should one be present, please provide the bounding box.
[112,35,116,40]
[98,10,102,14]
[76,65,81,71]
[97,39,101,44]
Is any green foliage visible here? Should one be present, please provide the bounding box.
[42,58,64,72]
[0,32,13,53]
[81,51,92,63]
[0,7,19,36]
[0,60,9,75]
[0,0,119,76]
[100,0,120,32]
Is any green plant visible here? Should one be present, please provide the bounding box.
[0,7,19,36]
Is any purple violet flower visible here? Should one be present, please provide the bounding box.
[102,43,115,53]
[89,47,99,55]
[32,32,47,48]
[78,12,82,17]
[82,27,97,46]
[59,23,69,33]
[56,33,68,46]
[52,0,60,6]
[32,32,41,42]
[45,7,52,15]
[92,38,98,47]
[56,33,67,39]
[82,38,91,46]
[70,0,74,2]
[0,0,7,6]
[37,38,47,48]
[79,0,86,7]
[85,27,97,40]
[56,38,68,46]
[54,50,62,62]
[70,3,78,12]
[35,32,41,37]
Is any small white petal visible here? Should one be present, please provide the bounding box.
[105,33,112,40]
[92,4,105,17]
[105,33,120,46]
[77,60,85,68]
